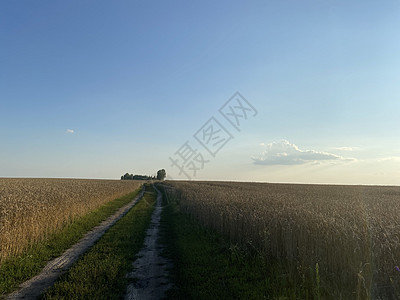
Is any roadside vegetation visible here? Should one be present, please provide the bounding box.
[0,186,142,295]
[41,184,157,300]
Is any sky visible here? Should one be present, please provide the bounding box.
[1,0,400,185]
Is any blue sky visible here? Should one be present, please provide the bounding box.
[1,0,400,184]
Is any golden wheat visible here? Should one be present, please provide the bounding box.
[0,178,141,262]
[162,181,400,299]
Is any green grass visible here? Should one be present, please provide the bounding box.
[41,184,157,300]
[0,187,142,296]
[158,184,324,300]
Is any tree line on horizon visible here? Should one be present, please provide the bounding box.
[121,169,166,181]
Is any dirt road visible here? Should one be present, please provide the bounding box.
[125,185,172,300]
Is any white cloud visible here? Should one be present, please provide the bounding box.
[66,129,74,134]
[252,140,354,165]
[335,147,358,151]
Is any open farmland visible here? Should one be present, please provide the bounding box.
[161,181,400,299]
[0,178,141,262]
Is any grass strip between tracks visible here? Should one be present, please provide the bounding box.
[0,187,143,296]
[41,184,156,299]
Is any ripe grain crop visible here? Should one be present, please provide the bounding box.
[0,178,141,263]
[161,181,400,299]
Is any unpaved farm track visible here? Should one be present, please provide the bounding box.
[125,185,172,300]
[6,187,145,300]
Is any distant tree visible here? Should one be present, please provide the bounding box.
[156,169,166,180]
[121,173,134,180]
[121,172,157,180]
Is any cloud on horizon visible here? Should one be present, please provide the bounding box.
[252,140,354,166]
[66,129,74,134]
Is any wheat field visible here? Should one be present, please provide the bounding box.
[162,181,400,299]
[0,178,141,263]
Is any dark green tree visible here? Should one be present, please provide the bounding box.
[156,169,166,180]
[121,173,134,180]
